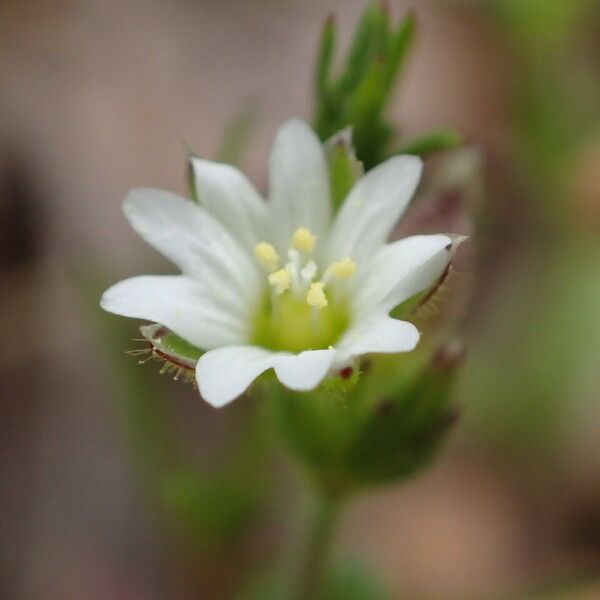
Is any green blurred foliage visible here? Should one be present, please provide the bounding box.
[79,273,270,560]
[460,0,600,461]
[463,235,600,456]
[238,560,392,600]
[484,0,600,207]
[486,0,595,52]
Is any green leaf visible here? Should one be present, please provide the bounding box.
[341,8,414,167]
[346,57,387,126]
[325,128,364,211]
[397,130,463,157]
[381,11,416,98]
[311,4,458,171]
[337,3,388,95]
[316,15,337,98]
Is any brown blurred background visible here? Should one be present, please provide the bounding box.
[2,1,600,599]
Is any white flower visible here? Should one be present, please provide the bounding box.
[101,119,460,408]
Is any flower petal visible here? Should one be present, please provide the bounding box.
[190,157,271,251]
[272,349,336,391]
[196,345,337,408]
[353,234,453,319]
[336,315,420,363]
[268,119,331,250]
[196,345,276,408]
[124,188,260,314]
[325,155,423,264]
[100,275,247,349]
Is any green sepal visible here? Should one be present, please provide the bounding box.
[140,323,203,369]
[344,353,459,485]
[272,345,462,493]
[271,369,363,497]
[186,150,201,202]
[325,128,364,211]
[390,290,428,320]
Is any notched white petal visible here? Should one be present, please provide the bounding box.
[190,158,270,250]
[326,155,423,263]
[196,346,275,408]
[123,188,261,314]
[336,315,420,363]
[269,119,331,249]
[353,233,455,319]
[196,345,337,407]
[272,349,336,391]
[100,275,247,350]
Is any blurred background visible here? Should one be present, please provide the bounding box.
[1,0,600,598]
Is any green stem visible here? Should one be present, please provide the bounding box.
[295,493,342,600]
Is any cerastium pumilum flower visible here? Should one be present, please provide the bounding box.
[101,120,461,407]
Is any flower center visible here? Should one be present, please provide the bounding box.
[251,227,356,352]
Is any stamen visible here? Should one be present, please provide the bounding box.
[329,257,356,279]
[255,242,279,271]
[286,248,303,292]
[291,227,316,252]
[323,256,357,286]
[300,260,317,283]
[269,267,292,294]
[306,281,328,309]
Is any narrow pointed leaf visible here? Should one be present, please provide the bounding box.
[381,11,416,97]
[397,130,463,157]
[316,15,337,98]
[337,3,388,94]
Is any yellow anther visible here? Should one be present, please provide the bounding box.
[330,257,356,279]
[268,268,292,294]
[306,281,328,309]
[255,242,279,271]
[291,227,316,252]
